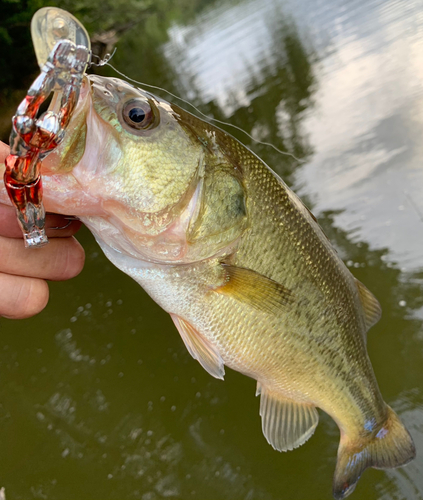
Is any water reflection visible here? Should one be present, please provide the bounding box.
[162,1,315,180]
[296,0,423,269]
[320,210,423,498]
[1,0,423,499]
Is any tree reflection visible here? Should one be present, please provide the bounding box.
[0,0,222,141]
[100,4,316,183]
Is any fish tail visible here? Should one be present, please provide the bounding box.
[333,405,415,499]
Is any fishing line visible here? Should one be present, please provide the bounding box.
[404,190,423,224]
[99,59,305,164]
[89,49,117,67]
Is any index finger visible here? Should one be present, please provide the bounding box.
[0,204,82,238]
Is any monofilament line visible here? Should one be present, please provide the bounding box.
[104,62,306,165]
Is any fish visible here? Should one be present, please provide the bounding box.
[4,74,416,498]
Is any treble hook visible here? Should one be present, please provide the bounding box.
[50,215,80,230]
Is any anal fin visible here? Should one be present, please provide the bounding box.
[257,382,319,452]
[170,314,225,380]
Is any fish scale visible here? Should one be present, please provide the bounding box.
[38,74,415,499]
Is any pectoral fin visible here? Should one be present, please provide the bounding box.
[215,264,294,316]
[355,279,381,331]
[170,314,225,380]
[257,382,319,452]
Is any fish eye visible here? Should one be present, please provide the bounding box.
[129,107,145,123]
[122,99,159,131]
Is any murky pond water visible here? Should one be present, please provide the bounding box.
[1,0,423,499]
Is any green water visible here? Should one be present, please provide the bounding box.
[1,0,423,499]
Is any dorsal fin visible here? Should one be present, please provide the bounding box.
[215,264,294,316]
[355,279,381,331]
[170,314,225,380]
[257,382,319,452]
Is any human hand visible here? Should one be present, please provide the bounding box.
[0,141,85,319]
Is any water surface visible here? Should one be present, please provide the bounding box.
[1,0,423,499]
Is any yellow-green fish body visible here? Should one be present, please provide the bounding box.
[31,75,415,499]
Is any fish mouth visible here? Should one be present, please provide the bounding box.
[87,74,125,108]
[79,74,91,102]
[40,76,92,175]
[88,74,112,98]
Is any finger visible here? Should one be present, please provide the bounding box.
[0,235,85,281]
[0,204,82,238]
[0,273,49,319]
[0,142,9,163]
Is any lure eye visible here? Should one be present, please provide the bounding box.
[122,99,159,131]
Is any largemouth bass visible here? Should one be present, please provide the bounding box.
[11,75,416,498]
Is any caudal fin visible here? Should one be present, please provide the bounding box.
[333,405,415,499]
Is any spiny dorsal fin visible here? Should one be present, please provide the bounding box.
[170,314,225,380]
[257,382,319,452]
[355,279,382,331]
[215,264,294,316]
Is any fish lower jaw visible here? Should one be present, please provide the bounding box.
[80,214,187,265]
[82,201,242,265]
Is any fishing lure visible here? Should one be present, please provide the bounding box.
[3,8,90,247]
